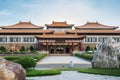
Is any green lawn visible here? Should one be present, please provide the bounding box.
[78,68,120,76]
[27,69,61,77]
[26,68,120,77]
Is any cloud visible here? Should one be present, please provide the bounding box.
[0,0,120,27]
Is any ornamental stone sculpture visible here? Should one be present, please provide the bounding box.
[0,58,26,80]
[8,43,20,52]
[92,38,120,68]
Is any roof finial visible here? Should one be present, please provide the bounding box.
[19,21,21,23]
[52,20,54,23]
[87,21,89,23]
[65,21,66,23]
[96,21,98,23]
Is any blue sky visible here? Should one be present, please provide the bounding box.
[0,0,120,27]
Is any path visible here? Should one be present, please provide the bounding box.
[36,56,91,68]
[27,71,120,80]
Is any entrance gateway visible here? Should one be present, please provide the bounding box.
[35,21,85,55]
[35,34,85,54]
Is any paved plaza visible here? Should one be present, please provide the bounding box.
[37,56,91,64]
[36,56,91,68]
[27,71,120,80]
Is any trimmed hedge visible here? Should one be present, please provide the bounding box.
[74,53,93,60]
[3,54,47,62]
[33,54,47,61]
[4,56,19,61]
[27,69,61,77]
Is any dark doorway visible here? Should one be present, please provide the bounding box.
[49,45,70,54]
[66,45,70,53]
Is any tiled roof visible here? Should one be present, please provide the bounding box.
[75,22,118,30]
[45,21,74,27]
[35,32,85,39]
[0,29,53,34]
[66,30,120,34]
[1,21,43,29]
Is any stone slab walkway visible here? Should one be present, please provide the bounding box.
[36,56,91,68]
[27,71,120,80]
[37,56,91,64]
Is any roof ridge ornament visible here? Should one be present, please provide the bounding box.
[29,21,31,23]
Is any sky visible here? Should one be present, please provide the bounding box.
[0,0,120,28]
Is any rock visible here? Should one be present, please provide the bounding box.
[92,38,120,68]
[0,58,26,80]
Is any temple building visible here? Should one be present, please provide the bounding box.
[0,21,120,54]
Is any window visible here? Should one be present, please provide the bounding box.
[9,37,21,42]
[23,37,34,42]
[98,37,107,42]
[0,37,7,42]
[92,37,97,42]
[85,37,97,42]
[113,37,120,42]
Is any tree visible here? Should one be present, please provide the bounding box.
[85,45,91,52]
[20,46,26,52]
[30,46,35,53]
[94,47,97,51]
[0,46,7,52]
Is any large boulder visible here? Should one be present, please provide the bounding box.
[0,58,26,80]
[92,38,120,68]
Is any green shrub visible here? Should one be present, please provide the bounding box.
[21,52,27,54]
[85,45,91,52]
[4,56,19,62]
[30,46,36,53]
[20,46,26,52]
[27,69,61,77]
[13,52,20,54]
[74,53,93,60]
[15,56,36,69]
[0,46,7,52]
[33,54,47,61]
[94,47,97,50]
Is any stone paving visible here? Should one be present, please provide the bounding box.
[27,71,120,80]
[37,56,91,64]
[36,56,91,68]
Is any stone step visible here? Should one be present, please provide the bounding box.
[48,54,72,56]
[36,63,92,69]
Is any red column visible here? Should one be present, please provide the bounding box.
[38,42,41,51]
[72,42,74,51]
[46,42,49,51]
[79,42,82,51]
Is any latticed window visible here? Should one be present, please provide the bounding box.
[98,37,107,42]
[23,37,34,42]
[0,37,7,42]
[85,37,97,42]
[9,37,21,42]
